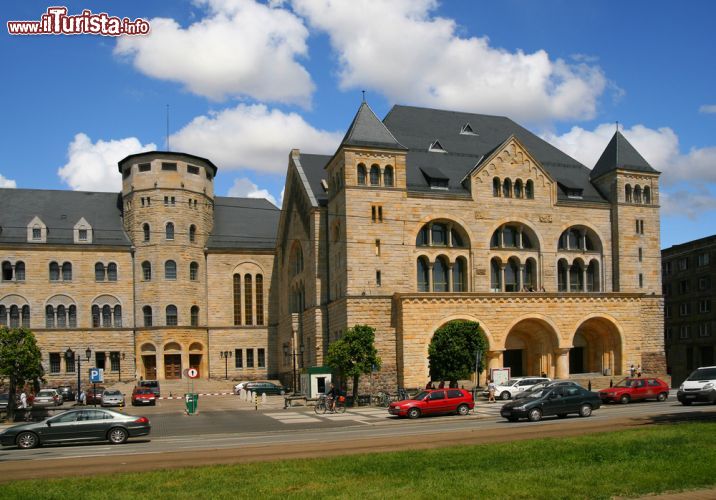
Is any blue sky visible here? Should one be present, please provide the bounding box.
[2,0,715,249]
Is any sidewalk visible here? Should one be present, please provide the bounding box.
[628,487,716,499]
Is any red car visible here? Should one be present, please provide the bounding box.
[131,387,157,406]
[599,377,669,404]
[389,388,474,418]
[85,386,106,405]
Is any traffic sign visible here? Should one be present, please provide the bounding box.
[89,367,104,383]
[187,368,199,379]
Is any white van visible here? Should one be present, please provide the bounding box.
[677,366,716,405]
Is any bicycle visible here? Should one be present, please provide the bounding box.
[372,391,391,407]
[314,395,347,414]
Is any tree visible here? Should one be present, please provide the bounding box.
[326,324,381,399]
[0,327,44,421]
[428,320,488,387]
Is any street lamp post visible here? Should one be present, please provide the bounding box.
[474,348,482,399]
[220,351,232,380]
[283,343,304,394]
[65,347,92,404]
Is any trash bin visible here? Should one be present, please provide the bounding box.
[185,393,199,414]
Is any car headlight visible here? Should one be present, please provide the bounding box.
[704,383,714,390]
[679,384,684,391]
[512,405,526,411]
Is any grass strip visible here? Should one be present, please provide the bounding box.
[3,422,715,499]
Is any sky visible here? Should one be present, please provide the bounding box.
[1,0,715,249]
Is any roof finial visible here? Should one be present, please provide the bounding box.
[361,90,366,103]
[615,120,619,133]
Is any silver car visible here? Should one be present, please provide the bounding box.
[33,389,63,408]
[100,390,125,407]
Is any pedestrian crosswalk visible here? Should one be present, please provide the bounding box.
[265,408,391,424]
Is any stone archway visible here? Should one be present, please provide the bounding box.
[140,343,157,380]
[163,341,183,380]
[570,316,623,376]
[188,342,205,378]
[504,318,560,378]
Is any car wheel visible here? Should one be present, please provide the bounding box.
[656,392,668,402]
[108,427,128,445]
[681,400,692,406]
[527,408,542,422]
[620,394,631,405]
[557,413,568,419]
[457,404,469,416]
[500,391,511,400]
[16,432,39,449]
[579,404,592,417]
[407,407,421,419]
[507,417,519,422]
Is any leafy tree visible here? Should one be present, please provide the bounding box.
[0,327,44,421]
[428,320,488,387]
[326,324,381,399]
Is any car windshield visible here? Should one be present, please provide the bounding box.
[141,381,158,387]
[504,379,519,386]
[411,391,429,401]
[613,378,635,388]
[136,389,151,394]
[525,389,548,399]
[104,390,122,396]
[0,394,8,401]
[37,390,55,397]
[687,368,716,381]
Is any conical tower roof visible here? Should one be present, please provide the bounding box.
[340,102,407,150]
[591,130,657,179]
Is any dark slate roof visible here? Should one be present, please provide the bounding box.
[298,153,332,206]
[207,197,279,249]
[118,151,218,176]
[340,102,407,150]
[0,188,130,246]
[591,131,657,179]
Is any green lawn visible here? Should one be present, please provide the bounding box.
[4,422,716,499]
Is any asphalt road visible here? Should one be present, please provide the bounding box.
[1,396,714,481]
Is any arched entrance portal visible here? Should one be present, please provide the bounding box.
[164,342,182,379]
[189,342,204,377]
[141,343,157,380]
[504,319,559,377]
[570,317,623,376]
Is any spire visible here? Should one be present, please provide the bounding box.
[339,102,407,151]
[590,130,658,179]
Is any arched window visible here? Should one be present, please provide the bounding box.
[165,222,174,240]
[91,305,100,328]
[165,260,177,280]
[68,305,77,328]
[490,258,502,292]
[49,262,60,281]
[233,274,241,325]
[625,184,632,203]
[505,257,520,292]
[113,305,122,327]
[568,230,580,250]
[21,305,29,327]
[384,166,394,187]
[189,225,196,243]
[525,180,534,199]
[62,262,72,281]
[142,261,151,281]
[56,305,66,328]
[107,263,117,281]
[143,306,152,327]
[166,305,178,326]
[417,257,429,292]
[643,186,651,204]
[416,221,468,248]
[634,185,642,204]
[416,226,429,246]
[95,263,105,281]
[370,164,381,186]
[189,262,198,281]
[514,179,523,198]
[15,262,25,281]
[256,274,264,326]
[244,274,253,326]
[0,305,6,326]
[453,257,467,292]
[143,223,150,242]
[558,226,601,253]
[102,305,112,327]
[46,305,55,328]
[357,164,367,185]
[570,260,585,292]
[431,224,446,246]
[587,260,600,292]
[190,306,199,327]
[9,305,19,328]
[2,261,13,281]
[433,256,449,292]
[523,258,537,290]
[493,177,501,197]
[503,178,512,198]
[558,259,569,292]
[502,226,517,248]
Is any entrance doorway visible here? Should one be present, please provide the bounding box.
[189,354,202,376]
[164,354,182,379]
[569,347,585,374]
[142,355,157,379]
[504,349,524,377]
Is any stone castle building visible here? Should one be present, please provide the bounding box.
[0,103,666,388]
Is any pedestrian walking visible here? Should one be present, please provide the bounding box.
[19,389,28,409]
[629,364,636,377]
[487,379,496,403]
[79,389,86,406]
[425,380,433,389]
[636,364,642,377]
[438,380,445,389]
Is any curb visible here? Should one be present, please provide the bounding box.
[158,392,234,400]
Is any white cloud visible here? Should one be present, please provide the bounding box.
[699,104,716,114]
[0,173,17,188]
[170,103,342,173]
[292,0,607,122]
[227,177,278,206]
[661,189,716,218]
[58,133,156,192]
[115,0,313,104]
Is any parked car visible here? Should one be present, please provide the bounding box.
[233,381,251,394]
[86,387,106,405]
[101,390,125,407]
[389,388,474,419]
[0,393,19,411]
[32,389,63,408]
[138,380,161,398]
[244,382,286,396]
[677,366,716,405]
[486,377,552,400]
[0,408,151,449]
[131,387,157,406]
[56,385,75,402]
[500,385,601,422]
[514,380,581,400]
[599,377,670,404]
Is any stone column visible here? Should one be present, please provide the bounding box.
[582,266,588,292]
[566,263,571,292]
[556,348,570,379]
[428,262,434,292]
[447,262,454,292]
[447,223,453,247]
[428,223,433,246]
[499,264,506,292]
[487,350,504,373]
[580,229,587,251]
[517,229,523,249]
[519,264,525,291]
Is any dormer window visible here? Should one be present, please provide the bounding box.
[420,167,449,190]
[567,189,583,199]
[32,226,41,240]
[27,216,47,243]
[460,123,478,136]
[428,140,447,153]
[78,229,88,241]
[73,217,92,244]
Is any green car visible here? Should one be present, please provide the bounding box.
[244,382,286,396]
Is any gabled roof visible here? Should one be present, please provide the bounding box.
[339,102,407,151]
[298,153,333,206]
[207,197,279,250]
[591,131,658,180]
